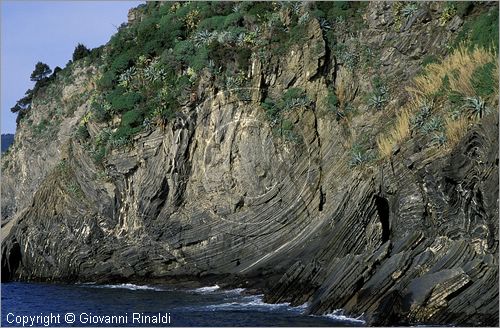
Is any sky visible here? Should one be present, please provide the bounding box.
[1,1,143,134]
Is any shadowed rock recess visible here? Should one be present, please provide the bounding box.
[1,2,498,326]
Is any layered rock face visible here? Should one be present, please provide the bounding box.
[2,2,498,326]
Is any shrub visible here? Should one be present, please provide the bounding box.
[75,124,90,141]
[454,1,474,17]
[236,47,252,70]
[72,43,91,61]
[471,62,497,98]
[422,54,438,67]
[106,89,143,113]
[97,71,116,90]
[454,5,499,51]
[110,51,135,74]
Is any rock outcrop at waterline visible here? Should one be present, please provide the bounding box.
[2,2,498,326]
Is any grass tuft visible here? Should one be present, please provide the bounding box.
[377,109,411,158]
[444,116,470,147]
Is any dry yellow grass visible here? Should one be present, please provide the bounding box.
[445,116,471,147]
[377,109,411,158]
[406,44,496,106]
[377,44,497,158]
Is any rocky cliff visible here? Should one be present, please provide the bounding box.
[2,2,498,326]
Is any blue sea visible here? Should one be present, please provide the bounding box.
[2,282,365,327]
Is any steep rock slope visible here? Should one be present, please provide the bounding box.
[2,2,498,326]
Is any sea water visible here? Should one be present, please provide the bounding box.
[1,282,365,326]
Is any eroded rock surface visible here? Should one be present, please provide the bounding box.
[2,2,498,326]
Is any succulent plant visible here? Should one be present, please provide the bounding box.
[232,3,241,13]
[349,144,374,166]
[368,94,387,110]
[193,30,215,48]
[431,132,447,147]
[319,18,332,31]
[421,116,443,133]
[411,99,433,129]
[463,96,490,119]
[401,3,419,18]
[118,66,137,88]
[298,12,310,25]
[291,2,304,16]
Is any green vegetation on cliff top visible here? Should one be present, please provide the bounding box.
[9,1,499,166]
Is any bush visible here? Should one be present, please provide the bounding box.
[97,71,116,90]
[422,54,438,67]
[471,62,496,98]
[106,89,143,113]
[114,109,144,140]
[75,124,90,141]
[110,51,135,74]
[454,6,499,51]
[121,109,143,128]
[454,1,474,17]
[72,43,91,61]
[236,47,252,70]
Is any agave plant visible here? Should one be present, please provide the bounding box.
[266,12,282,28]
[143,66,160,83]
[232,3,242,13]
[110,136,129,148]
[350,145,373,166]
[421,116,443,133]
[431,132,447,147]
[298,11,310,25]
[225,76,240,90]
[368,94,387,110]
[143,118,153,131]
[291,2,305,15]
[288,97,312,109]
[193,30,215,48]
[463,96,490,119]
[236,33,246,46]
[319,18,332,31]
[118,66,137,88]
[450,107,463,120]
[401,3,419,18]
[411,99,433,129]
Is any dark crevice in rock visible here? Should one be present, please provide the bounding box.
[375,195,391,243]
[319,186,325,212]
[1,240,22,281]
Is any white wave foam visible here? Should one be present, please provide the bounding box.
[192,285,220,293]
[200,295,306,313]
[323,309,366,324]
[83,283,163,291]
[222,288,245,295]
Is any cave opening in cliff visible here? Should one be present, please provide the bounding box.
[375,196,390,243]
[2,242,21,281]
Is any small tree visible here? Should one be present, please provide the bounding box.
[11,89,33,113]
[11,89,34,125]
[30,62,52,82]
[72,43,90,61]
